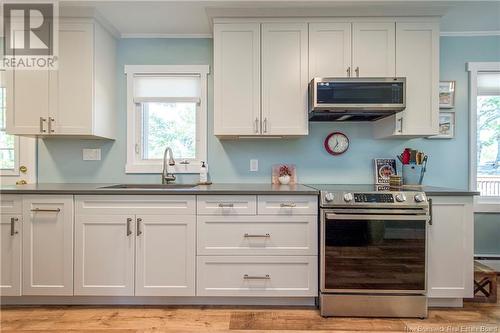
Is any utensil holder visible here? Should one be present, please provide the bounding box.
[402,164,424,185]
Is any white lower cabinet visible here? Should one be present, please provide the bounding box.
[0,215,22,296]
[135,215,195,296]
[74,215,135,296]
[22,195,74,296]
[197,256,317,297]
[74,196,196,297]
[427,196,474,299]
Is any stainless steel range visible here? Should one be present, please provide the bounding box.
[313,185,431,318]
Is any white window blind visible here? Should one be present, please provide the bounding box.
[478,72,500,96]
[133,74,201,103]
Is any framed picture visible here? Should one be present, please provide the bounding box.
[439,81,456,108]
[374,159,397,184]
[271,164,297,185]
[431,111,456,139]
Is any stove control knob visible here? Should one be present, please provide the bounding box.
[343,193,354,202]
[324,192,335,202]
[395,194,406,202]
[414,194,426,203]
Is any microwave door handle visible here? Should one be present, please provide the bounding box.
[325,213,429,221]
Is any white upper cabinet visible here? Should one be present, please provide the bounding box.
[6,19,116,139]
[261,23,309,136]
[214,23,261,136]
[22,195,74,296]
[352,22,396,77]
[373,21,439,138]
[309,22,352,78]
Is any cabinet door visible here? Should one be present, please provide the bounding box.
[50,22,93,135]
[0,215,22,296]
[5,69,50,135]
[135,215,195,296]
[22,195,73,295]
[352,22,395,77]
[395,22,439,136]
[262,23,309,136]
[427,196,474,298]
[214,23,261,136]
[74,215,135,296]
[309,22,352,78]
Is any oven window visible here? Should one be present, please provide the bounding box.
[317,82,404,105]
[323,218,426,291]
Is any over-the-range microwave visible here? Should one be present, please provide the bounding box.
[308,77,406,121]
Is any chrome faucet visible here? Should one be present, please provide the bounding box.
[162,147,176,184]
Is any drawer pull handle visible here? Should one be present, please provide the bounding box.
[280,203,296,208]
[218,203,234,208]
[244,233,270,238]
[244,274,270,280]
[10,217,19,236]
[31,208,61,213]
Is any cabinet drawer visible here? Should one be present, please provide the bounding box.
[197,256,317,297]
[0,195,22,215]
[197,215,317,255]
[76,195,196,215]
[197,195,257,215]
[257,195,317,215]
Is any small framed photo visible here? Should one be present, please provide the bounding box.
[439,81,456,108]
[429,111,455,139]
[374,159,397,184]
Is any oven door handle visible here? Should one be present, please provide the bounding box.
[325,213,429,221]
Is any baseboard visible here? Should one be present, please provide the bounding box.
[428,298,463,308]
[1,296,317,307]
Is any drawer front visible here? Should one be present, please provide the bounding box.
[197,215,317,255]
[197,195,257,215]
[258,195,317,215]
[197,256,318,297]
[0,195,23,215]
[76,195,196,215]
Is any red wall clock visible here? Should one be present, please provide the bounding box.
[324,132,349,156]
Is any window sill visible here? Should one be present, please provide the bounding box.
[126,163,201,174]
[474,197,500,213]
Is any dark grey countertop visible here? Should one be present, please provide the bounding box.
[0,183,319,195]
[304,184,479,196]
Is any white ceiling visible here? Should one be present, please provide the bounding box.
[60,0,500,37]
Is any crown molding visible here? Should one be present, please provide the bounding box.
[440,31,500,37]
[121,33,212,39]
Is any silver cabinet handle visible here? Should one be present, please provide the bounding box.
[126,218,132,236]
[10,217,19,236]
[136,218,142,236]
[30,208,60,212]
[346,67,351,77]
[244,274,270,280]
[428,198,433,225]
[263,118,268,133]
[179,160,190,165]
[398,117,404,133]
[39,117,47,133]
[244,233,270,238]
[254,118,259,133]
[355,66,360,77]
[48,117,55,133]
[280,203,296,208]
[218,203,234,208]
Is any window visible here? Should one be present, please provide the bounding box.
[468,62,500,211]
[0,70,19,176]
[125,65,209,173]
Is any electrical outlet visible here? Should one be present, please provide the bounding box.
[83,148,101,161]
[250,159,258,172]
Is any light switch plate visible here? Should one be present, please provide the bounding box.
[250,159,258,172]
[83,148,101,161]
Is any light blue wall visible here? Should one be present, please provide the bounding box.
[38,36,500,188]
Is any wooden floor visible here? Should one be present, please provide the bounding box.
[1,279,499,333]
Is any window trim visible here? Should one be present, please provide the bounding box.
[124,65,209,174]
[0,73,20,176]
[467,62,500,212]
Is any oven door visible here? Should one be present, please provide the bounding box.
[321,211,428,294]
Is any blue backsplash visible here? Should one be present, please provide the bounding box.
[38,36,500,189]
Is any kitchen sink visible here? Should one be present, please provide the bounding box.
[99,184,198,190]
